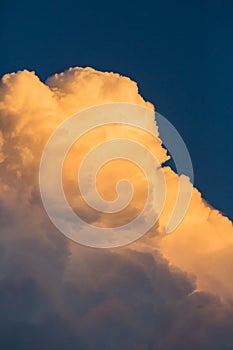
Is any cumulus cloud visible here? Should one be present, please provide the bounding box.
[0,67,232,349]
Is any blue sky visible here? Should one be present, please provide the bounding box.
[0,0,232,218]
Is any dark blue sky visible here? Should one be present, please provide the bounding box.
[0,0,232,219]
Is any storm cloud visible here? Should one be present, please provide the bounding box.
[0,67,232,349]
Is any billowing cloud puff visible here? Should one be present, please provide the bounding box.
[0,67,232,349]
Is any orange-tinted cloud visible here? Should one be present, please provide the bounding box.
[0,67,233,348]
